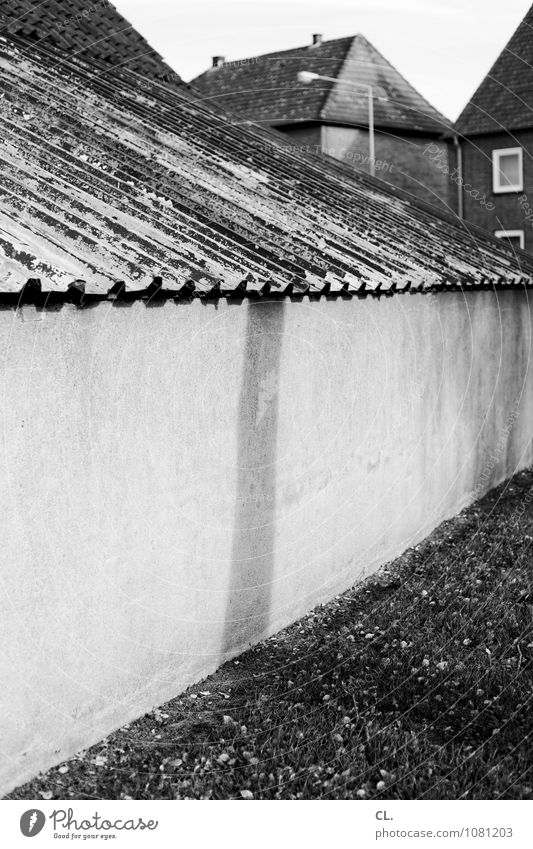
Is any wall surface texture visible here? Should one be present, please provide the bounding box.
[1,290,532,794]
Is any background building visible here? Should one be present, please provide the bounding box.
[191,34,452,210]
[454,5,533,253]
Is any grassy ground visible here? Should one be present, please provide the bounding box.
[10,470,533,800]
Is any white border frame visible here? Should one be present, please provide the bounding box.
[494,229,525,249]
[492,147,523,193]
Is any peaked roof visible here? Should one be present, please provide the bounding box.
[1,34,532,300]
[191,34,449,135]
[0,0,181,84]
[456,5,533,136]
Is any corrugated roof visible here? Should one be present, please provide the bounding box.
[191,34,449,135]
[0,0,181,84]
[1,34,533,302]
[455,5,533,136]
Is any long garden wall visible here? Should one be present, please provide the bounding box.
[1,289,532,793]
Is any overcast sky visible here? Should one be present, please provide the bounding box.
[113,0,531,121]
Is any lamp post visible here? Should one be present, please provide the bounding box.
[297,70,377,177]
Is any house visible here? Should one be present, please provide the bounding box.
[454,5,533,252]
[2,23,533,796]
[191,34,452,209]
[0,0,180,84]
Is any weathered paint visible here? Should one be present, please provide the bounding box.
[0,290,532,794]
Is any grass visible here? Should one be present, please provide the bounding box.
[10,469,533,800]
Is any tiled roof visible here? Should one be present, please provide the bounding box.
[1,34,533,302]
[0,0,181,84]
[455,5,533,136]
[191,34,449,135]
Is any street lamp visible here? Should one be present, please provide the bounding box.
[297,70,381,177]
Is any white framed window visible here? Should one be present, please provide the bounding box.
[494,229,525,249]
[492,147,523,193]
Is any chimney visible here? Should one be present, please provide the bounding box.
[212,55,225,69]
[311,33,323,46]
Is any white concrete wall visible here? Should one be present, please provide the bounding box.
[1,290,532,794]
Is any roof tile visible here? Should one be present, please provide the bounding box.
[455,5,533,136]
[0,0,181,84]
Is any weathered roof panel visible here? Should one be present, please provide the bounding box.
[1,35,533,300]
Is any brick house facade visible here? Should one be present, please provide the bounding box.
[454,6,533,253]
[457,131,533,252]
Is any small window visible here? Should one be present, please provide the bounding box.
[494,229,525,250]
[492,147,523,193]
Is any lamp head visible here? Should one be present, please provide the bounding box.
[297,71,320,84]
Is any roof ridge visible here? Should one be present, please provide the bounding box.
[193,34,357,80]
[318,35,358,120]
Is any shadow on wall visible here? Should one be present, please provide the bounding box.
[221,300,286,660]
